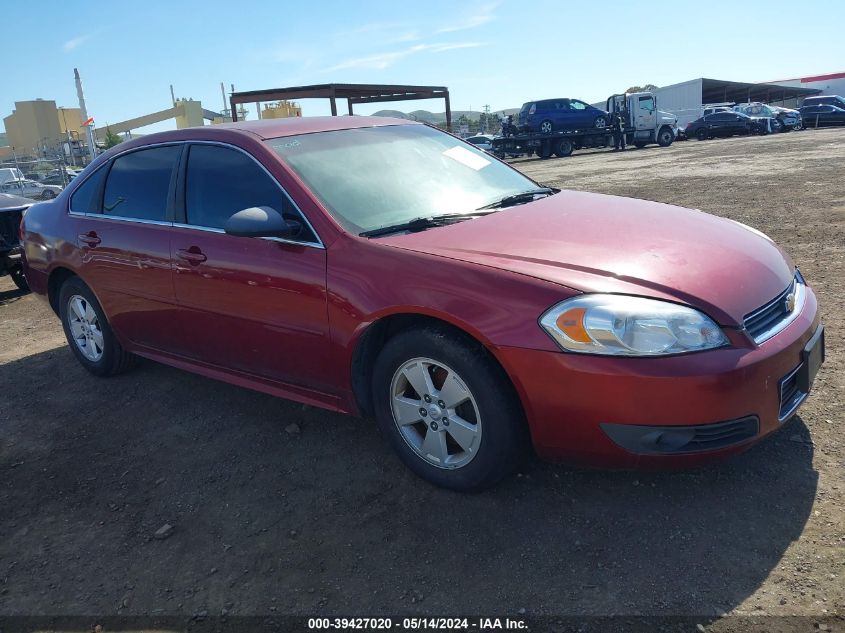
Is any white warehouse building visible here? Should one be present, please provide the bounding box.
[649,78,820,128]
[593,74,844,128]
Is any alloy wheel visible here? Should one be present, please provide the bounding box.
[539,120,553,134]
[389,357,482,469]
[67,295,104,362]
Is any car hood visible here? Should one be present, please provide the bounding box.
[379,191,794,326]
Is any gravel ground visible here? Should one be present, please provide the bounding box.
[0,128,842,625]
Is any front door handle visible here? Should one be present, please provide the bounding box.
[176,247,207,265]
[78,231,101,247]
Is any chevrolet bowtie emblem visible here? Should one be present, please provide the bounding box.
[785,292,796,313]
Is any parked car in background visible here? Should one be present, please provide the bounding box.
[799,104,845,127]
[0,192,35,291]
[801,95,845,109]
[0,167,25,186]
[22,116,824,491]
[0,179,62,200]
[702,104,734,116]
[464,134,496,152]
[734,103,801,131]
[518,98,607,133]
[685,111,761,140]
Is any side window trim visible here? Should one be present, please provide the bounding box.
[176,140,324,249]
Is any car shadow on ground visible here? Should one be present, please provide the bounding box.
[0,287,27,307]
[0,349,817,617]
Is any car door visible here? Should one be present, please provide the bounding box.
[71,144,183,351]
[569,100,593,128]
[170,142,331,392]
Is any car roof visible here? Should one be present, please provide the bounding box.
[141,115,417,144]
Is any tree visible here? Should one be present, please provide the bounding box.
[103,126,122,149]
[626,84,659,93]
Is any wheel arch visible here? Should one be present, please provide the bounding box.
[349,311,523,422]
[47,266,79,316]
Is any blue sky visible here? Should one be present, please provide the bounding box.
[4,0,845,134]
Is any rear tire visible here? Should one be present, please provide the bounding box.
[59,277,135,377]
[371,326,528,491]
[594,116,606,128]
[554,138,574,157]
[696,128,708,141]
[538,119,554,134]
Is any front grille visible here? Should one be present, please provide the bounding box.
[0,209,24,249]
[779,365,805,420]
[744,275,801,344]
[682,416,759,452]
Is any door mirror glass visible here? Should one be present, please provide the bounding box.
[224,206,302,239]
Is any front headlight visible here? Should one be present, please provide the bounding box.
[539,295,728,356]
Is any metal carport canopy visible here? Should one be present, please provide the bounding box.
[700,78,820,105]
[230,83,452,130]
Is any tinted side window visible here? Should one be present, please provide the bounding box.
[185,144,314,241]
[70,165,108,214]
[103,146,181,221]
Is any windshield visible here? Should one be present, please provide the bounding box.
[268,124,537,234]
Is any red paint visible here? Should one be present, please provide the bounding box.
[21,116,821,467]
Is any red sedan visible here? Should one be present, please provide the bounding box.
[21,117,824,490]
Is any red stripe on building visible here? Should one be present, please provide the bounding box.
[800,71,845,83]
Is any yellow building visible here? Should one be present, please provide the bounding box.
[3,99,83,155]
[261,100,302,119]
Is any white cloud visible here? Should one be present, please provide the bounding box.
[63,35,89,52]
[323,42,485,72]
[436,2,498,33]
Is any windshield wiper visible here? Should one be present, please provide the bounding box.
[476,187,556,210]
[360,211,496,238]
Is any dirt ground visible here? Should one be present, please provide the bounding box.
[0,128,842,625]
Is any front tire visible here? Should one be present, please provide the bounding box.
[594,116,606,128]
[371,327,527,491]
[10,267,29,292]
[657,126,674,147]
[59,277,135,376]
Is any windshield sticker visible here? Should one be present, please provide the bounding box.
[443,145,490,171]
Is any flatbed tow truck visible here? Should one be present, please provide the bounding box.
[492,91,678,159]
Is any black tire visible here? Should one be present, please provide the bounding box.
[10,266,29,292]
[58,276,135,377]
[633,142,647,149]
[696,128,708,141]
[371,326,528,491]
[594,116,606,128]
[41,190,56,200]
[657,126,674,147]
[538,119,554,134]
[554,138,573,157]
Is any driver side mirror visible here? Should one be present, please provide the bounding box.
[224,206,302,239]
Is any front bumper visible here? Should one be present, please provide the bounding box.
[496,286,821,467]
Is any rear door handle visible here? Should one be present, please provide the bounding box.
[78,232,101,247]
[176,247,207,265]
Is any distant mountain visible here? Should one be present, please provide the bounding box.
[373,108,520,123]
